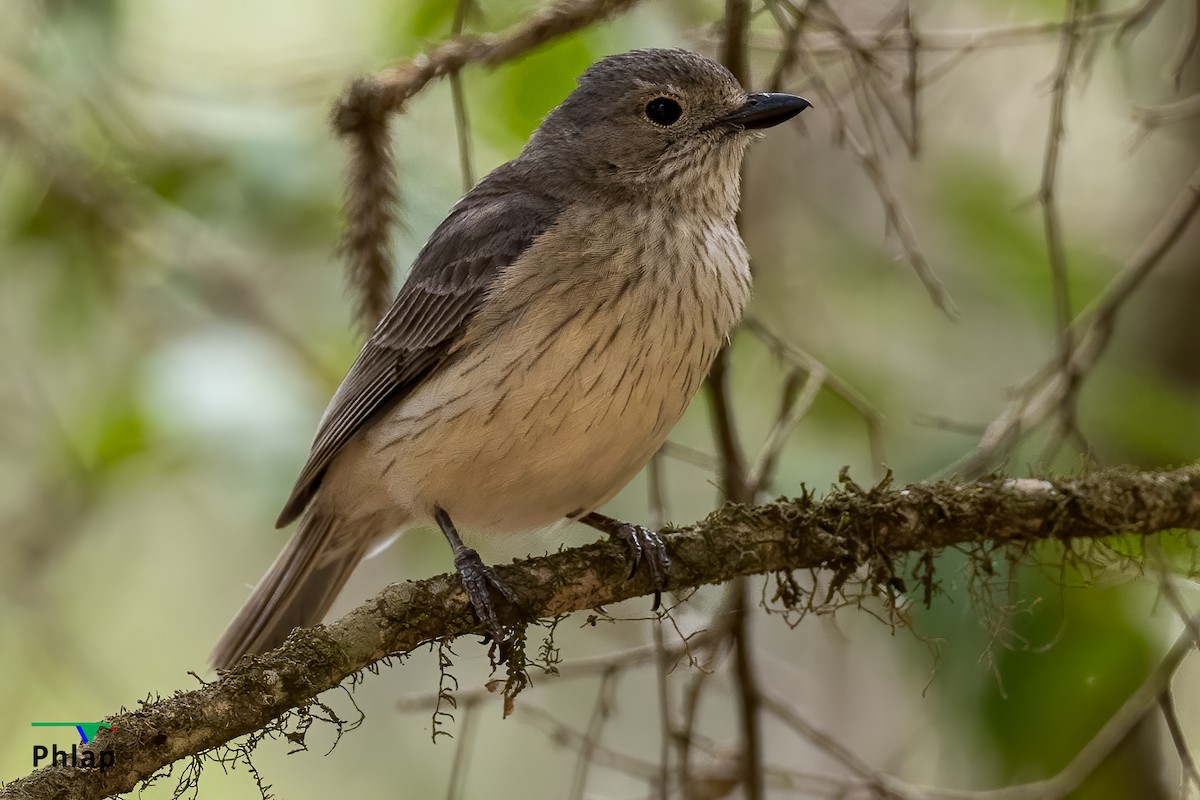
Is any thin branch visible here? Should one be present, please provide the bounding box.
[647,452,674,800]
[746,363,827,497]
[6,466,1200,800]
[947,162,1200,478]
[449,0,477,195]
[805,0,917,155]
[569,668,618,800]
[705,350,751,501]
[1133,92,1200,129]
[760,692,918,799]
[395,629,718,713]
[1159,691,1200,795]
[660,440,722,473]
[1115,0,1169,45]
[652,617,674,800]
[1036,0,1086,465]
[332,0,645,328]
[903,0,920,156]
[677,623,735,797]
[764,0,809,93]
[722,0,752,88]
[1147,558,1200,795]
[706,0,754,506]
[919,614,1200,800]
[739,4,1151,56]
[744,319,887,473]
[731,579,764,800]
[775,24,958,318]
[715,5,763,799]
[766,607,1200,800]
[519,703,661,781]
[445,698,479,800]
[1169,0,1200,89]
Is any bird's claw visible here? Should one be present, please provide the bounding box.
[453,547,518,638]
[611,523,671,610]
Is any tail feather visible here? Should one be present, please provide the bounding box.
[211,511,372,669]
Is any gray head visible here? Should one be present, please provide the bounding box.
[520,49,810,206]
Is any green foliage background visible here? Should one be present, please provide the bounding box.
[2,0,1198,797]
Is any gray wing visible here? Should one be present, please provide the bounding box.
[277,179,563,527]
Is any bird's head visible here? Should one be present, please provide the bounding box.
[524,48,810,206]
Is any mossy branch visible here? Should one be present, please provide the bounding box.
[5,466,1200,800]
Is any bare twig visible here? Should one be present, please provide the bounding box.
[705,351,751,501]
[660,440,722,473]
[1168,0,1200,88]
[746,363,827,497]
[449,0,477,194]
[903,0,920,156]
[739,4,1151,56]
[652,617,674,800]
[677,622,736,797]
[805,0,918,154]
[568,669,619,800]
[722,0,752,88]
[520,703,661,781]
[714,5,764,798]
[445,698,479,800]
[1036,0,1087,465]
[1134,92,1200,130]
[647,452,674,799]
[744,319,886,473]
[764,0,809,93]
[917,614,1200,800]
[1115,0,1169,45]
[773,23,958,318]
[332,0,645,328]
[731,578,764,800]
[396,629,718,713]
[947,162,1200,478]
[1159,691,1200,796]
[761,692,919,799]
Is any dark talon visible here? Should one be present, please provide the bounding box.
[453,546,518,638]
[575,512,672,611]
[436,506,519,637]
[613,523,671,595]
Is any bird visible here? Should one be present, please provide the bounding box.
[211,48,810,669]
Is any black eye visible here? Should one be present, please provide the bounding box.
[645,97,683,126]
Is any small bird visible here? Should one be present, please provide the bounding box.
[211,48,809,668]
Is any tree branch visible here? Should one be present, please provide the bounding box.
[5,466,1200,800]
[333,0,645,329]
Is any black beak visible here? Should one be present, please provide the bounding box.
[720,93,812,130]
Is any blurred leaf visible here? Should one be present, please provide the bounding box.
[88,385,151,471]
[472,32,603,147]
[1084,363,1200,465]
[935,159,1110,312]
[983,571,1159,797]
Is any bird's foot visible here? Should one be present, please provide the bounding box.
[610,523,671,610]
[453,547,519,638]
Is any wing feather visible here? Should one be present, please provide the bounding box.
[276,175,563,527]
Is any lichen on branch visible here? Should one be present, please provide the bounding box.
[4,466,1199,800]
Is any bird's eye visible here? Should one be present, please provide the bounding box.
[645,97,683,126]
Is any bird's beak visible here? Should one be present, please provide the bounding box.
[720,93,812,130]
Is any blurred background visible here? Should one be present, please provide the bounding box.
[2,0,1199,797]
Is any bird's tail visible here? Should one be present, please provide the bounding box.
[211,510,379,669]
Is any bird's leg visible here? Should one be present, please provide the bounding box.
[576,511,670,609]
[434,507,518,637]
